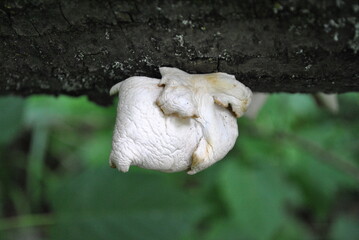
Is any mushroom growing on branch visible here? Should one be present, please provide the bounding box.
[109,67,252,174]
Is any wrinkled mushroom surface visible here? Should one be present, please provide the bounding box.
[110,67,252,174]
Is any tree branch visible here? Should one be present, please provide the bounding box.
[0,0,358,105]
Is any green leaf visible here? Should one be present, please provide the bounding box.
[275,217,313,240]
[204,219,249,240]
[218,161,300,240]
[330,215,359,240]
[205,217,312,240]
[25,96,116,127]
[287,150,354,217]
[256,94,317,132]
[0,96,24,145]
[49,169,208,240]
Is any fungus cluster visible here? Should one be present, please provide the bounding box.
[109,67,252,174]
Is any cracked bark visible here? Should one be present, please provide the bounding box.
[58,1,72,27]
[0,0,358,106]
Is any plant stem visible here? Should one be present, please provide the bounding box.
[0,214,54,231]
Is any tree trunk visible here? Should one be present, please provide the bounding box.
[1,0,358,105]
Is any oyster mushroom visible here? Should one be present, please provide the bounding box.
[109,67,252,174]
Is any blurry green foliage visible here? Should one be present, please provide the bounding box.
[0,97,24,145]
[49,169,207,240]
[330,214,359,240]
[0,93,358,240]
[218,162,301,240]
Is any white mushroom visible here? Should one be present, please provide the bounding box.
[109,67,252,174]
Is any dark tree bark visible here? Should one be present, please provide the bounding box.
[0,0,358,105]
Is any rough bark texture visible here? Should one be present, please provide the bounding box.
[0,0,358,105]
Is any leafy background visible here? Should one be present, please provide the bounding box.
[0,93,358,240]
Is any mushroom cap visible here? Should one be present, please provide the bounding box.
[158,67,252,118]
[110,76,202,172]
[109,67,252,174]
